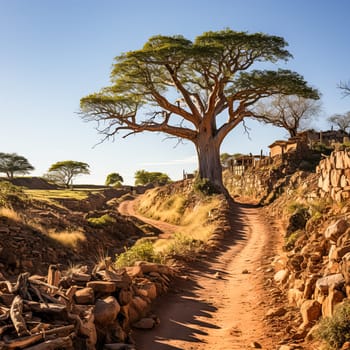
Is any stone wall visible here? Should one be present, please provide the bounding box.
[317,149,350,202]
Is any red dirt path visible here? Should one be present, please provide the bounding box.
[119,199,283,349]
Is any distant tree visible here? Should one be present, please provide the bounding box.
[0,153,34,179]
[328,112,350,133]
[80,29,319,193]
[339,80,350,97]
[46,160,90,188]
[220,153,232,165]
[105,172,124,187]
[253,94,321,137]
[134,170,171,186]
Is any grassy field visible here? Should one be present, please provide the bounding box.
[25,189,94,202]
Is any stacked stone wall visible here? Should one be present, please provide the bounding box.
[317,149,350,201]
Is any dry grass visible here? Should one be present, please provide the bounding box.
[0,207,22,221]
[138,190,187,224]
[138,188,222,255]
[47,230,86,248]
[26,189,90,200]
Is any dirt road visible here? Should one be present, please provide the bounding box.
[119,199,282,349]
[118,198,179,238]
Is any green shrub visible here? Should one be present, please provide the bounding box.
[165,233,202,257]
[0,181,28,207]
[193,177,220,196]
[312,142,333,155]
[87,214,116,227]
[315,301,350,349]
[285,229,302,251]
[115,240,161,268]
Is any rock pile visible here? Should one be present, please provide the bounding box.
[317,149,350,201]
[0,260,174,349]
[271,207,350,343]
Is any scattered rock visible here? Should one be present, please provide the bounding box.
[266,306,287,318]
[250,341,262,348]
[132,317,156,329]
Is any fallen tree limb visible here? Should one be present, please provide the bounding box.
[24,335,73,350]
[10,295,30,337]
[3,333,43,349]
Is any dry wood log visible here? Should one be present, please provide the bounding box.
[0,324,14,336]
[28,277,59,291]
[3,333,43,349]
[10,295,30,337]
[23,335,73,350]
[40,290,67,304]
[72,272,91,282]
[24,301,67,321]
[47,265,61,294]
[13,273,31,299]
[41,324,75,337]
[0,280,14,294]
[0,305,10,321]
[28,284,48,307]
[3,323,75,349]
[26,322,50,334]
[0,293,15,307]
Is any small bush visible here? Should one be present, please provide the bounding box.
[284,229,303,251]
[312,142,334,155]
[315,301,350,349]
[0,181,28,207]
[115,240,161,268]
[165,233,202,257]
[193,177,220,196]
[87,214,116,227]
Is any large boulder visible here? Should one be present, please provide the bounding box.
[300,300,321,329]
[315,274,345,295]
[324,219,349,243]
[94,296,120,325]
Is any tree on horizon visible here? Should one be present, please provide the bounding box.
[0,152,34,179]
[252,95,322,137]
[105,172,124,187]
[45,160,90,188]
[328,112,350,133]
[80,28,319,194]
[134,170,171,186]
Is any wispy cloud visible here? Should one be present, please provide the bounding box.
[141,155,197,166]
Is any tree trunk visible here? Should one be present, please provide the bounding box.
[289,128,297,138]
[195,131,224,193]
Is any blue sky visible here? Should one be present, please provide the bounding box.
[0,0,349,185]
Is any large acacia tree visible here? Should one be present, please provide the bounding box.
[46,160,90,188]
[80,29,319,192]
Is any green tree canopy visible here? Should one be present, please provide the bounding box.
[46,160,90,188]
[105,172,124,186]
[81,28,319,193]
[0,153,34,179]
[134,170,171,186]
